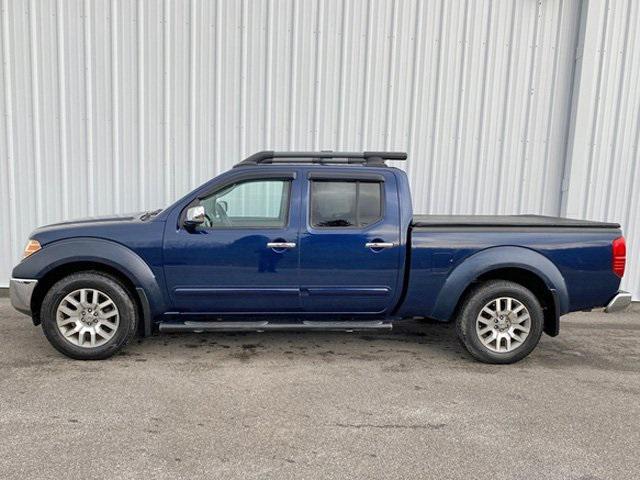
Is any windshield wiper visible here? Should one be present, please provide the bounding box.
[140,209,162,221]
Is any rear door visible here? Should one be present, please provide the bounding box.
[298,169,402,314]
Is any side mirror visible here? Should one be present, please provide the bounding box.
[184,205,205,229]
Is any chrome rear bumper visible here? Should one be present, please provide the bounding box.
[9,278,38,316]
[605,291,632,313]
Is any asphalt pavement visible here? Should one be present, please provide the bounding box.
[0,298,638,480]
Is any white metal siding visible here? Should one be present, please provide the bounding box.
[563,0,640,299]
[0,0,637,301]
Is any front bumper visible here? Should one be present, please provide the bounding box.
[605,291,632,313]
[9,278,38,316]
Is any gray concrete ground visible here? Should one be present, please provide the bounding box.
[0,299,638,480]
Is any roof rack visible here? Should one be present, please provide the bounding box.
[233,150,407,168]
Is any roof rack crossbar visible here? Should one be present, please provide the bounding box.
[234,150,407,167]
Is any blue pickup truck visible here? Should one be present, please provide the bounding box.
[10,151,631,363]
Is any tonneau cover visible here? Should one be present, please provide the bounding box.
[411,214,620,229]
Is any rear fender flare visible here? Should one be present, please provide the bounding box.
[432,246,569,322]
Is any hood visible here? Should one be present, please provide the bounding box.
[39,212,142,229]
[29,211,157,245]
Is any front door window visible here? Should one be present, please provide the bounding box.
[199,179,291,229]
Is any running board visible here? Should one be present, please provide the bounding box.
[158,320,392,333]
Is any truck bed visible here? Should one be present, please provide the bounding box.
[411,214,620,229]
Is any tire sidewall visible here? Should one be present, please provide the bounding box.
[41,272,137,360]
[459,281,544,364]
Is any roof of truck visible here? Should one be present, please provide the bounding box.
[234,150,407,167]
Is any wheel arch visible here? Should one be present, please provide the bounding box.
[432,246,569,337]
[32,262,147,335]
[456,267,561,337]
[16,238,165,336]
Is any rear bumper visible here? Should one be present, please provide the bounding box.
[9,278,38,316]
[605,291,632,313]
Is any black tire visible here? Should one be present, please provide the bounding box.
[40,271,138,360]
[455,280,544,364]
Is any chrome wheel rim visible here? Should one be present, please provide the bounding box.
[476,297,531,353]
[56,289,120,348]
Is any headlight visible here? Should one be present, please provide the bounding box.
[23,239,41,258]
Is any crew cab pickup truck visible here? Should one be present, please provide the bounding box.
[10,151,631,363]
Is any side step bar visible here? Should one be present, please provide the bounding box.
[158,320,392,333]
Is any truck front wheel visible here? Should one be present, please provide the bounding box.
[40,271,138,360]
[456,280,544,364]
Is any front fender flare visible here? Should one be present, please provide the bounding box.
[431,246,569,323]
[13,237,166,335]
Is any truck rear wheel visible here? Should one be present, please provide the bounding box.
[455,280,544,364]
[40,271,138,360]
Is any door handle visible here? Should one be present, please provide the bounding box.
[365,242,394,249]
[267,242,296,249]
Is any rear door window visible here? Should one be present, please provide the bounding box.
[310,180,383,228]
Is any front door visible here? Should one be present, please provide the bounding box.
[298,171,402,314]
[163,173,301,313]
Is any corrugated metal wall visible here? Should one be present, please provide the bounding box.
[0,0,637,300]
[563,0,640,299]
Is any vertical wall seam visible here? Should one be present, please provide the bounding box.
[540,0,564,214]
[163,0,171,202]
[111,0,120,212]
[288,0,298,149]
[1,0,18,258]
[625,87,640,230]
[619,0,640,298]
[359,0,373,149]
[239,0,246,156]
[406,0,425,181]
[264,0,273,147]
[83,0,95,215]
[383,0,398,151]
[494,2,517,212]
[28,0,43,224]
[449,0,470,213]
[624,3,640,230]
[622,103,640,232]
[583,0,610,215]
[312,0,324,150]
[472,0,493,214]
[214,0,221,171]
[189,0,197,188]
[559,0,586,216]
[56,0,69,218]
[603,2,632,217]
[426,0,446,212]
[137,0,145,208]
[335,0,348,149]
[517,0,542,213]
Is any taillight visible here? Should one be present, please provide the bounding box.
[612,237,626,277]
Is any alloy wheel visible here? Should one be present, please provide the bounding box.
[475,296,531,353]
[55,288,120,348]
